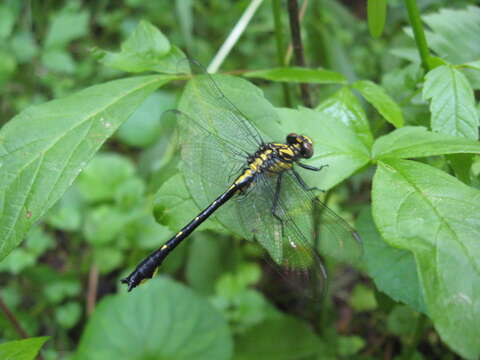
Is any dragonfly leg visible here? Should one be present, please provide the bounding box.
[298,163,328,172]
[291,168,323,192]
[272,172,284,223]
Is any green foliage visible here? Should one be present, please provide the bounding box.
[0,2,479,360]
[76,278,233,360]
[0,337,49,360]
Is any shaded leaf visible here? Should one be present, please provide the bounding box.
[372,159,480,359]
[45,4,89,48]
[356,207,426,313]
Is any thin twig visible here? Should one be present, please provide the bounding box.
[287,0,312,107]
[86,264,99,316]
[207,0,265,73]
[284,0,308,65]
[0,294,29,338]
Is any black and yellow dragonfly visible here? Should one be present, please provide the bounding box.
[122,68,361,293]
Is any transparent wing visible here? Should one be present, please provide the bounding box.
[178,69,267,155]
[236,173,326,299]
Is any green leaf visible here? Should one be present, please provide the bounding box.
[233,316,321,360]
[43,278,81,304]
[0,74,168,262]
[353,80,404,127]
[11,31,39,63]
[99,20,187,74]
[422,6,480,65]
[154,173,221,233]
[244,67,347,85]
[387,305,420,337]
[76,278,232,360]
[83,205,132,245]
[77,153,136,203]
[41,49,76,74]
[0,50,17,84]
[349,283,377,312]
[93,246,124,273]
[0,4,15,38]
[116,91,175,148]
[423,65,478,140]
[276,108,370,190]
[186,233,230,295]
[315,86,373,147]
[464,60,480,72]
[372,126,480,160]
[55,301,82,329]
[336,335,365,357]
[372,159,480,359]
[356,208,426,313]
[367,0,387,38]
[46,185,83,231]
[0,337,49,360]
[45,4,89,48]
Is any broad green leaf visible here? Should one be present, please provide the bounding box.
[353,80,404,128]
[244,67,347,85]
[356,208,426,313]
[367,0,387,38]
[423,65,478,139]
[233,316,321,360]
[0,337,49,360]
[276,108,370,190]
[315,86,373,147]
[372,159,480,359]
[76,278,233,360]
[83,205,133,245]
[45,4,89,48]
[77,153,136,203]
[0,74,169,262]
[0,50,17,84]
[99,20,187,74]
[372,126,480,160]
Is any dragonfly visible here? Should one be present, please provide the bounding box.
[121,66,362,294]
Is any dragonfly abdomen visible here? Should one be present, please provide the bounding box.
[121,183,240,291]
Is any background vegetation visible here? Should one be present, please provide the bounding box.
[1,0,480,359]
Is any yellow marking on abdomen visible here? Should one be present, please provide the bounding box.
[175,231,183,238]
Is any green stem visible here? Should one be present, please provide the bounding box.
[404,313,428,359]
[404,0,431,73]
[271,0,292,107]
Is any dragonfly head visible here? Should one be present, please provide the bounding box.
[286,133,314,159]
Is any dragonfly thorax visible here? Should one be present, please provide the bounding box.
[234,133,314,188]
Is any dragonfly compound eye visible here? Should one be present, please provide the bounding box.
[300,137,313,158]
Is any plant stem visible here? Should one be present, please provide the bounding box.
[207,0,265,73]
[404,313,428,359]
[404,0,431,73]
[287,0,312,107]
[271,0,292,107]
[0,295,29,338]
